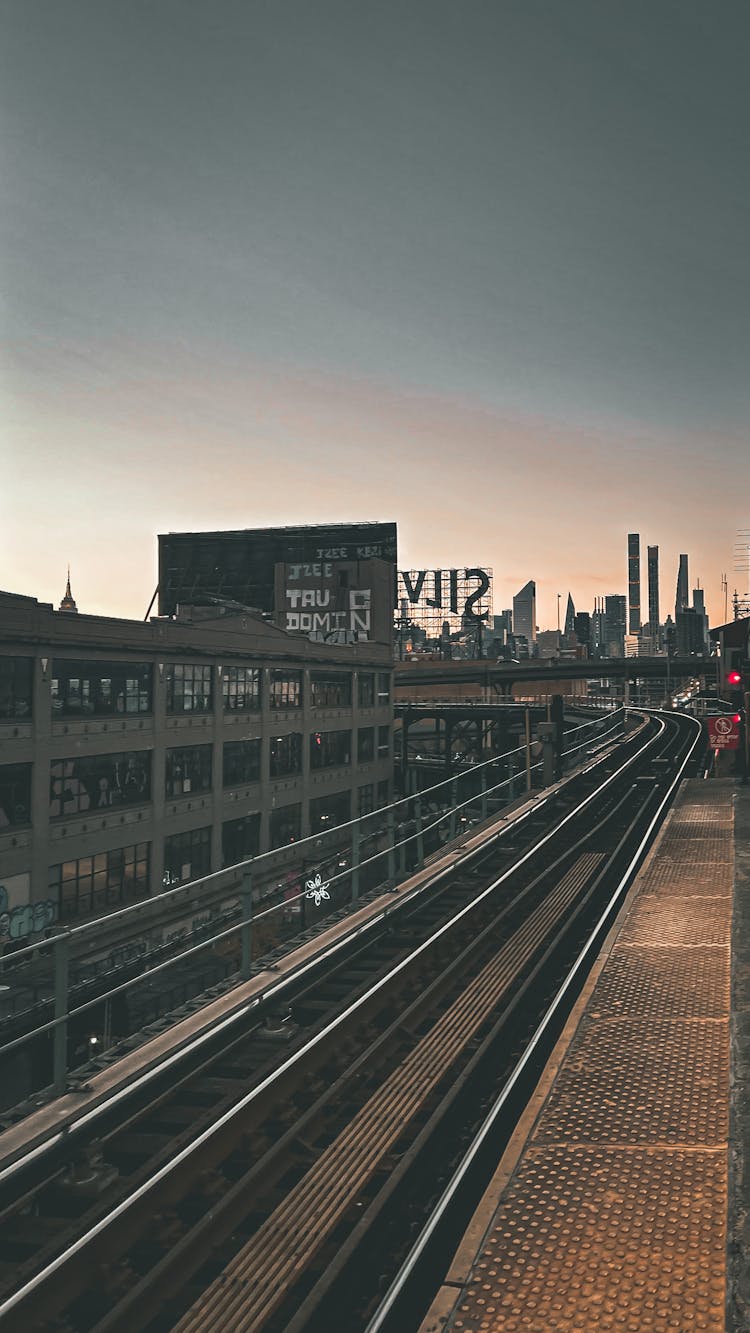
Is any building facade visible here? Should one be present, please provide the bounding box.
[647,545,660,645]
[604,594,627,656]
[0,591,393,949]
[512,581,536,646]
[675,554,689,620]
[627,533,641,635]
[158,522,397,627]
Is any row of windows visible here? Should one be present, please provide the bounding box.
[49,843,151,919]
[357,726,391,763]
[0,763,31,829]
[310,672,351,708]
[0,657,33,720]
[28,773,393,928]
[0,657,391,720]
[52,661,152,716]
[310,729,351,769]
[50,752,151,818]
[1,728,391,827]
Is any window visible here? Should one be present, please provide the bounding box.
[0,763,31,828]
[51,660,152,716]
[310,672,352,708]
[377,726,390,759]
[358,784,374,817]
[165,745,212,797]
[270,670,303,709]
[269,803,301,848]
[310,729,351,770]
[222,666,261,712]
[49,841,150,920]
[377,780,390,808]
[309,789,351,834]
[163,827,211,886]
[357,727,374,763]
[222,814,261,866]
[377,672,391,704]
[50,750,151,818]
[0,656,33,720]
[223,738,261,787]
[269,732,302,778]
[358,673,375,708]
[166,663,213,714]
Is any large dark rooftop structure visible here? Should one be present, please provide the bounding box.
[158,523,398,619]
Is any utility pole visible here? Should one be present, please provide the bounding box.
[721,573,728,623]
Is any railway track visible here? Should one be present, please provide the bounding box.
[0,709,702,1331]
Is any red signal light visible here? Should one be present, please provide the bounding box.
[733,713,742,724]
[727,670,742,686]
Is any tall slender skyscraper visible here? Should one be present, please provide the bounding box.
[564,593,576,640]
[647,545,660,640]
[513,581,536,645]
[692,586,709,653]
[675,554,689,620]
[627,534,641,635]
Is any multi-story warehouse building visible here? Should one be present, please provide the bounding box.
[0,586,393,949]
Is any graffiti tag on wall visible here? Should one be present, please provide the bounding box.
[0,874,58,944]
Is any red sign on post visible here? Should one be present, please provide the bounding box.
[708,716,740,750]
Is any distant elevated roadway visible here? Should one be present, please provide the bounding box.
[395,654,715,694]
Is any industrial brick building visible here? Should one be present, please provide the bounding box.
[0,586,393,949]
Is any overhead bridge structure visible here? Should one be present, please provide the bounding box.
[395,654,715,695]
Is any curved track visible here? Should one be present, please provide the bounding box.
[0,710,702,1331]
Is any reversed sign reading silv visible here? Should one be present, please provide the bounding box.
[397,567,493,639]
[707,715,740,750]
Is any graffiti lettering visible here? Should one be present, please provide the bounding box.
[0,879,57,943]
[107,938,148,970]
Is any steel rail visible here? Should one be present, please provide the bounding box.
[0,717,624,1056]
[0,715,662,1323]
[0,712,622,972]
[365,710,702,1333]
[108,723,683,1332]
[0,716,639,1189]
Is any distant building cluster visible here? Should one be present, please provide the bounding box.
[624,535,709,659]
[460,535,712,666]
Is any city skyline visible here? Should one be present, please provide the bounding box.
[3,2,749,629]
[34,523,724,641]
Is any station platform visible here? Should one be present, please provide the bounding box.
[421,777,750,1333]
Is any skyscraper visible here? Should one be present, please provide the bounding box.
[605,594,627,656]
[692,586,709,653]
[564,593,576,640]
[627,534,641,635]
[675,554,689,620]
[512,581,536,646]
[647,545,660,641]
[573,611,591,651]
[591,598,608,655]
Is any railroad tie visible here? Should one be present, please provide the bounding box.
[174,852,604,1333]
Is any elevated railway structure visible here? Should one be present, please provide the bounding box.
[394,654,715,697]
[0,709,622,1111]
[0,709,706,1331]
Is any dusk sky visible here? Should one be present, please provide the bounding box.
[2,0,749,629]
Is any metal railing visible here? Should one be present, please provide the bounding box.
[0,709,626,1102]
